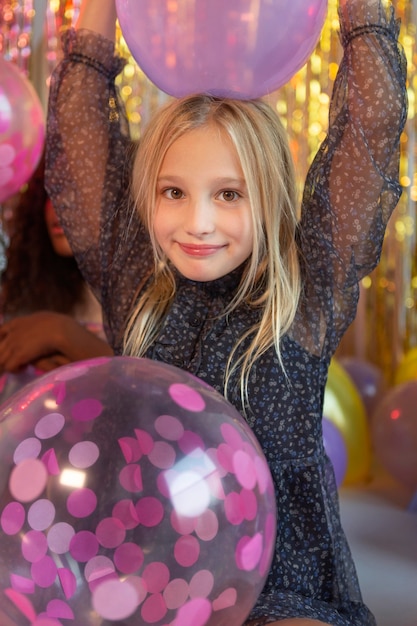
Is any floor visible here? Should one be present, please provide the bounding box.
[339,467,417,626]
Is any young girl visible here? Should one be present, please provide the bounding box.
[44,0,408,623]
[0,153,113,378]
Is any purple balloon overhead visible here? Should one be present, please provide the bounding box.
[0,59,45,202]
[0,356,276,626]
[115,0,328,99]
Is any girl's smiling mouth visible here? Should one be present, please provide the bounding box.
[177,243,227,257]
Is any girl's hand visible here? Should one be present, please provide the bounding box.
[76,0,117,41]
[0,311,113,374]
[339,0,390,27]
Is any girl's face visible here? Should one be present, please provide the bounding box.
[154,125,253,282]
[44,198,73,257]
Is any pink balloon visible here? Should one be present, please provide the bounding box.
[0,58,45,203]
[115,0,328,99]
[371,381,417,491]
[0,356,276,625]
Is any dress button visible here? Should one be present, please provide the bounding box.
[190,316,201,327]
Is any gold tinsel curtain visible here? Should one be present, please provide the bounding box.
[1,0,416,382]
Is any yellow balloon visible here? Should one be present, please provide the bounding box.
[323,359,371,486]
[394,347,417,386]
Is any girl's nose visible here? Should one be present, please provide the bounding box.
[185,198,215,236]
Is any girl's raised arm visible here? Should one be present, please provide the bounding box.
[45,0,137,335]
[296,0,407,357]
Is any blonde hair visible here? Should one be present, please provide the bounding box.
[124,94,301,408]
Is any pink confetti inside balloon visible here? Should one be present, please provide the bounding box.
[115,0,328,99]
[0,356,276,625]
[0,58,44,203]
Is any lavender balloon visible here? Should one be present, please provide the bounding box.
[0,58,45,202]
[115,0,328,98]
[322,416,348,488]
[0,356,276,626]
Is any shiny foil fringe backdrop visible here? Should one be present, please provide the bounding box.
[1,0,416,382]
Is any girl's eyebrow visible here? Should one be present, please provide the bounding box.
[156,175,182,184]
[157,175,247,188]
[213,177,247,188]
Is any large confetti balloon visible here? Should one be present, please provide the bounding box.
[323,359,371,486]
[0,356,276,626]
[115,0,328,99]
[0,58,45,203]
[371,381,417,491]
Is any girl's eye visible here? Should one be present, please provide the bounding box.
[219,190,240,202]
[163,188,183,200]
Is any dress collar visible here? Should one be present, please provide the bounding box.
[174,263,246,298]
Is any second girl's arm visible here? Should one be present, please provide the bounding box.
[0,312,113,373]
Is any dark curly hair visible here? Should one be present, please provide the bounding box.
[0,153,85,317]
